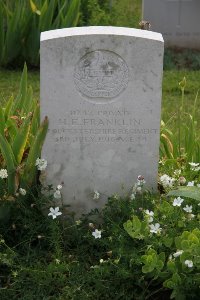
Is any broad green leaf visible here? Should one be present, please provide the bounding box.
[123,216,146,239]
[6,118,18,142]
[12,115,31,164]
[167,187,200,202]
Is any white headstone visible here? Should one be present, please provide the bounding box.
[143,0,200,49]
[40,27,164,215]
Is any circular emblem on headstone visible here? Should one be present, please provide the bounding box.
[74,50,129,99]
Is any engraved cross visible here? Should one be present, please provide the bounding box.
[166,0,193,27]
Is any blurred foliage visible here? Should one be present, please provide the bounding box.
[78,0,141,27]
[0,0,80,67]
[164,48,200,71]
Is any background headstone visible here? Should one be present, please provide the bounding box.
[143,0,200,49]
[40,27,164,215]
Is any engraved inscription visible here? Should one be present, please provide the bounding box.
[49,108,158,146]
[74,50,129,99]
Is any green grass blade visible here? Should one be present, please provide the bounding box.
[29,103,40,144]
[4,95,14,121]
[0,107,5,136]
[13,63,27,113]
[61,0,80,27]
[40,0,55,31]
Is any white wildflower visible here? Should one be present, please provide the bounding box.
[174,169,181,176]
[99,259,104,264]
[173,197,184,207]
[147,216,154,223]
[35,158,47,171]
[54,190,61,199]
[0,169,8,179]
[145,210,154,223]
[188,213,195,220]
[93,191,100,200]
[55,259,60,264]
[173,250,183,258]
[92,229,101,239]
[57,184,62,190]
[183,205,192,213]
[48,207,62,219]
[130,193,135,200]
[75,220,82,225]
[187,181,194,187]
[19,188,26,196]
[185,260,193,268]
[197,184,200,188]
[145,210,154,216]
[189,162,200,171]
[149,223,162,234]
[160,174,175,188]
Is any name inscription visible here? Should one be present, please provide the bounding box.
[49,108,158,146]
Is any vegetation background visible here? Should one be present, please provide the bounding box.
[0,1,200,299]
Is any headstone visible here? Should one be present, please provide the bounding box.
[143,0,200,49]
[40,26,164,215]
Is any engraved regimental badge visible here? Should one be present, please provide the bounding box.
[74,50,129,99]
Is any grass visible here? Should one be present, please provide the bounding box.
[162,70,200,122]
[0,69,40,105]
[0,68,200,123]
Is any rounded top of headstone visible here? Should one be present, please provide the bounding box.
[40,26,164,43]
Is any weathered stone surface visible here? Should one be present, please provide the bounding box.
[143,0,200,49]
[40,26,164,215]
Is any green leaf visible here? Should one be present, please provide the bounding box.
[167,187,200,202]
[12,115,31,164]
[163,236,173,248]
[0,107,5,136]
[123,216,145,240]
[22,116,48,186]
[30,0,41,15]
[0,134,17,194]
[167,260,176,273]
[6,118,18,142]
[29,103,40,144]
[159,200,173,214]
[4,95,14,121]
